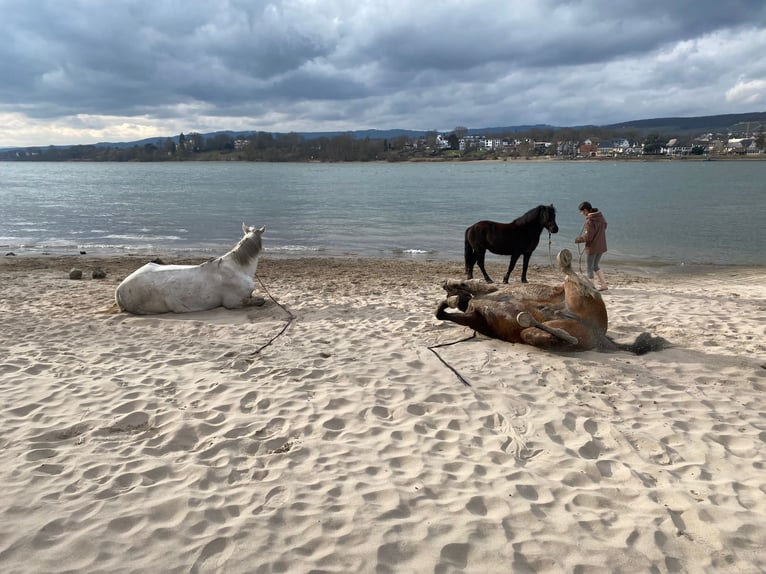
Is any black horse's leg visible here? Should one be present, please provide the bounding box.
[503,254,521,283]
[476,249,493,283]
[520,253,531,283]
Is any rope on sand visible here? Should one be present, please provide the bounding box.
[250,274,294,356]
[427,332,477,387]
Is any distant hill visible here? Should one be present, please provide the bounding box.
[602,112,766,136]
[80,112,766,147]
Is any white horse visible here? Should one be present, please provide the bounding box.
[115,224,266,314]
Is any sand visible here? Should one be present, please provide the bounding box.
[1,254,764,573]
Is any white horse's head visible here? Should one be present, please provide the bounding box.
[230,223,265,267]
[242,222,266,236]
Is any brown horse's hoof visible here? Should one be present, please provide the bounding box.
[516,311,534,328]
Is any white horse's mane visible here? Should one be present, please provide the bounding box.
[228,225,264,267]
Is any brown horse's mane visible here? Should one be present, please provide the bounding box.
[563,273,600,299]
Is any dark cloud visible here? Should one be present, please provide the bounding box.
[1,0,765,145]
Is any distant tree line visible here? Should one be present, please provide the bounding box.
[2,124,762,162]
[2,131,392,162]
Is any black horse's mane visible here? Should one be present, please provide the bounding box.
[512,204,554,226]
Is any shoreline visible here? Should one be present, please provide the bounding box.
[3,154,766,164]
[1,254,765,572]
[0,250,766,280]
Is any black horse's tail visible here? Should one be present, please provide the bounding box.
[464,228,474,277]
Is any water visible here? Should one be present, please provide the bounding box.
[1,160,764,266]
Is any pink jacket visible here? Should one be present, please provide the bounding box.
[576,210,607,254]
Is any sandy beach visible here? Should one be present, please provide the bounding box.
[1,254,764,573]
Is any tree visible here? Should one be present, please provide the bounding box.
[161,138,176,156]
[206,133,234,152]
[453,126,468,139]
[187,132,204,152]
[642,133,663,155]
[423,130,439,151]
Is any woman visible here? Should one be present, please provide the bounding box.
[575,201,608,291]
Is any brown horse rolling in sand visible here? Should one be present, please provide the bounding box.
[465,204,559,284]
[437,249,667,354]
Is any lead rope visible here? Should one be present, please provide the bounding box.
[249,274,294,355]
[428,333,477,387]
[575,222,587,273]
[548,230,554,267]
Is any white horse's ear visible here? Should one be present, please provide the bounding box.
[257,226,266,234]
[242,222,248,234]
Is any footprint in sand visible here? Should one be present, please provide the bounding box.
[254,417,286,439]
[27,448,58,461]
[252,485,290,515]
[190,537,234,574]
[239,391,259,413]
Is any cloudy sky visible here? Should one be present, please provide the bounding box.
[1,0,765,147]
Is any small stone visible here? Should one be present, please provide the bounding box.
[69,268,83,280]
[92,267,107,279]
[5,252,16,257]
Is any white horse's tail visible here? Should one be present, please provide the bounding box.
[115,286,126,311]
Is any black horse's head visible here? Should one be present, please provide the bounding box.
[541,204,559,233]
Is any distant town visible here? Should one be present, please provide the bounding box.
[3,115,765,163]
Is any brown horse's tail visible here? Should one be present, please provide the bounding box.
[615,332,670,355]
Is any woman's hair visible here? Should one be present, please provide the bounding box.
[578,201,593,212]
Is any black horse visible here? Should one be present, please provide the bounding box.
[465,204,559,283]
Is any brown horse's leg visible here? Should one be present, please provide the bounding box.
[503,253,521,283]
[436,301,491,333]
[519,327,568,349]
[525,318,603,351]
[516,312,578,344]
